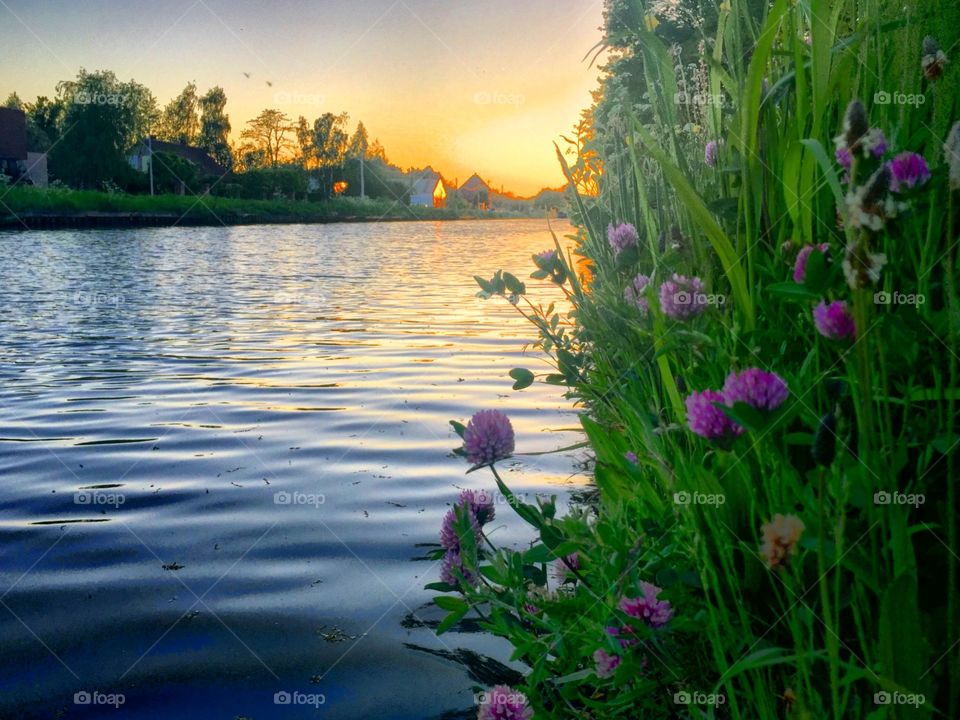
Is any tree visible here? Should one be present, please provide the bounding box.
[157,82,199,145]
[348,120,370,198]
[50,69,155,188]
[28,96,66,148]
[311,112,349,198]
[198,86,232,170]
[239,109,294,169]
[295,115,313,169]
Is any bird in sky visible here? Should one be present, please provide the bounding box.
[242,72,251,79]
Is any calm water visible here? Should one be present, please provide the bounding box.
[0,219,584,719]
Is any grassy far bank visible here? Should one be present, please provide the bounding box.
[0,185,542,228]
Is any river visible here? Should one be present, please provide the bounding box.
[0,219,584,719]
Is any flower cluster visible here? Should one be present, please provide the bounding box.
[704,140,720,167]
[607,222,638,255]
[623,273,651,316]
[793,243,830,284]
[685,368,788,442]
[593,648,621,679]
[477,685,534,720]
[620,581,673,628]
[813,300,856,342]
[760,514,805,570]
[659,274,707,320]
[440,488,497,588]
[889,152,930,192]
[463,410,515,467]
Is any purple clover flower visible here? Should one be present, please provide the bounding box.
[459,488,496,525]
[793,243,830,284]
[552,553,580,583]
[535,249,556,265]
[607,223,638,255]
[593,649,621,679]
[440,505,481,551]
[813,300,856,342]
[477,685,534,720]
[440,549,477,587]
[835,146,853,172]
[705,140,720,167]
[889,152,931,192]
[463,410,515,466]
[723,368,789,412]
[659,274,707,320]
[624,274,651,316]
[685,389,743,442]
[440,489,495,551]
[620,581,673,628]
[624,451,638,464]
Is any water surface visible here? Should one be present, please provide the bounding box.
[0,219,583,719]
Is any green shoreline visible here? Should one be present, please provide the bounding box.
[0,186,549,230]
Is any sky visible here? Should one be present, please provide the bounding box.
[0,0,605,196]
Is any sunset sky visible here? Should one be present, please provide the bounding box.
[0,0,604,196]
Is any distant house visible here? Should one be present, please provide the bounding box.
[129,137,228,178]
[409,169,447,208]
[459,173,491,210]
[0,107,47,187]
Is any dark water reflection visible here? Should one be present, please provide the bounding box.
[0,220,584,719]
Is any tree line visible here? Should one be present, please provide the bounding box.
[3,69,409,202]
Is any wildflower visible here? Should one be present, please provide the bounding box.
[620,581,673,628]
[793,243,830,284]
[607,222,638,255]
[723,368,789,412]
[440,505,481,551]
[685,389,743,442]
[840,99,869,151]
[813,300,856,342]
[463,410,515,466]
[922,36,948,81]
[812,413,838,467]
[624,274,651,316]
[862,128,887,159]
[760,514,805,570]
[459,488,496,525]
[441,549,477,587]
[593,649,621,679]
[659,274,707,320]
[477,685,534,720]
[846,165,893,231]
[945,122,960,191]
[705,140,720,167]
[552,553,580,583]
[624,451,638,464]
[644,14,659,31]
[889,152,930,191]
[835,146,853,172]
[534,249,556,265]
[842,242,886,289]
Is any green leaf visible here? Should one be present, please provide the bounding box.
[509,368,535,390]
[449,420,466,439]
[433,595,468,613]
[766,282,820,302]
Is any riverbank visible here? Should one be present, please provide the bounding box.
[0,185,543,230]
